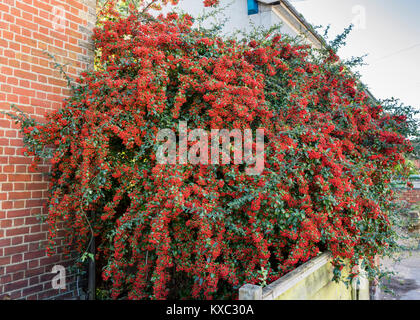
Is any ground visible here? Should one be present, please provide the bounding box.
[376,230,420,300]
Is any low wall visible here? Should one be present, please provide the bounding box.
[239,252,370,300]
[397,174,420,206]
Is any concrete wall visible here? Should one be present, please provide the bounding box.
[239,253,370,300]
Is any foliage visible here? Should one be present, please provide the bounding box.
[5,0,419,299]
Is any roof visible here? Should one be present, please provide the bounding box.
[274,0,328,48]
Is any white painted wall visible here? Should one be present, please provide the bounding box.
[158,0,299,38]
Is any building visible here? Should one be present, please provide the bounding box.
[166,0,325,48]
[0,0,373,300]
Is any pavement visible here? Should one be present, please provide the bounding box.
[375,233,420,300]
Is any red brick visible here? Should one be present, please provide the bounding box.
[0,219,12,228]
[5,226,30,236]
[40,255,60,266]
[38,289,57,299]
[4,244,28,255]
[0,238,11,248]
[6,209,30,218]
[0,274,12,285]
[28,259,39,269]
[26,182,48,190]
[0,256,11,265]
[9,173,32,181]
[4,279,28,292]
[11,254,23,263]
[24,232,46,243]
[13,182,25,190]
[5,262,28,273]
[13,218,25,226]
[12,271,25,281]
[24,216,39,225]
[15,1,38,15]
[26,293,38,300]
[11,236,23,245]
[29,275,40,286]
[22,284,43,296]
[9,191,32,200]
[25,266,44,278]
[13,69,37,81]
[11,202,26,210]
[24,249,45,260]
[9,157,32,164]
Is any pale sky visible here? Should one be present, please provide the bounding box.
[289,0,420,111]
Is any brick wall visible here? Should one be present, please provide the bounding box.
[0,0,95,300]
[400,189,420,206]
[399,159,420,207]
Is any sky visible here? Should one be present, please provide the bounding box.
[289,0,420,111]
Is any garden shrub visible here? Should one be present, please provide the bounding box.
[7,0,418,299]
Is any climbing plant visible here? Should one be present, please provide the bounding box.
[5,0,419,299]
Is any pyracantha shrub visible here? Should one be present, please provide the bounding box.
[7,2,418,299]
